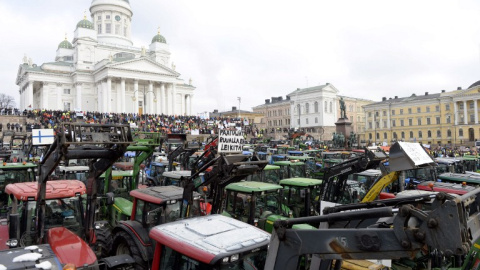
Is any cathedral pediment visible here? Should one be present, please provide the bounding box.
[107,57,180,77]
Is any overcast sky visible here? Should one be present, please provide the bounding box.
[2,0,480,115]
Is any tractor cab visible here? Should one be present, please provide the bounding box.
[0,162,37,216]
[145,161,168,186]
[273,160,306,179]
[54,165,90,183]
[161,170,191,186]
[279,177,323,217]
[4,180,86,249]
[223,181,291,233]
[247,164,282,184]
[98,170,135,225]
[149,215,270,270]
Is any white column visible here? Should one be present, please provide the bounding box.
[454,102,458,125]
[121,79,126,113]
[181,94,185,115]
[156,83,161,115]
[97,83,102,112]
[107,77,112,113]
[101,80,107,113]
[56,83,62,110]
[115,80,121,113]
[161,83,166,115]
[463,100,468,124]
[475,99,478,124]
[167,84,172,115]
[42,83,49,109]
[75,83,82,110]
[172,83,177,115]
[148,81,154,115]
[133,80,139,114]
[27,82,34,109]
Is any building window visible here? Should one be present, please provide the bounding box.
[445,104,450,110]
[369,122,372,129]
[426,118,431,125]
[408,108,412,114]
[400,120,404,126]
[375,122,379,129]
[446,115,451,124]
[368,112,371,117]
[436,117,440,124]
[459,103,464,109]
[63,102,71,111]
[369,133,372,140]
[417,107,421,113]
[471,114,475,123]
[383,111,386,116]
[391,110,395,115]
[401,132,405,139]
[419,131,423,138]
[393,132,397,139]
[115,24,120,35]
[314,102,318,113]
[124,27,127,37]
[447,130,452,137]
[63,89,70,94]
[324,101,327,112]
[106,15,110,19]
[305,103,309,113]
[435,105,439,112]
[417,119,421,125]
[297,104,300,115]
[427,130,432,138]
[98,15,101,20]
[409,131,413,138]
[459,128,464,137]
[426,106,430,112]
[437,130,441,138]
[383,132,387,139]
[315,117,318,123]
[408,119,413,126]
[376,133,379,140]
[98,24,102,34]
[306,118,309,124]
[392,120,396,127]
[400,109,403,114]
[106,23,111,33]
[470,102,475,109]
[383,121,387,128]
[329,102,332,113]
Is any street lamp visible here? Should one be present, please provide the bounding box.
[132,84,157,117]
[237,97,241,118]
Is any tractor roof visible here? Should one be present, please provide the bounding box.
[149,214,270,265]
[273,160,305,166]
[113,162,134,170]
[5,180,86,200]
[0,162,37,169]
[280,177,323,187]
[263,165,280,171]
[130,185,197,204]
[226,181,283,193]
[162,170,191,179]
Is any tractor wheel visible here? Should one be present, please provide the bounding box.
[111,231,146,270]
[94,226,112,259]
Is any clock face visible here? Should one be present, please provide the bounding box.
[115,15,121,21]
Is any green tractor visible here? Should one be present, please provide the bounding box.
[0,161,37,217]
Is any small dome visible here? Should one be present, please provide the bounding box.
[151,34,166,44]
[469,80,480,89]
[58,39,73,49]
[77,18,94,29]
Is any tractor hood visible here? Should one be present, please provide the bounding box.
[113,197,133,216]
[48,227,97,267]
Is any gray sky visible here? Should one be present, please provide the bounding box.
[2,0,480,115]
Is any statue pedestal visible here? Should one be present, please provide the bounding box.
[335,118,352,147]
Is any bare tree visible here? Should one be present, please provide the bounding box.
[0,93,15,108]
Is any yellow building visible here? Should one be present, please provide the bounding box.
[363,82,480,148]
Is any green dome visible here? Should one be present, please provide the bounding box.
[58,39,73,49]
[77,18,94,29]
[151,34,166,44]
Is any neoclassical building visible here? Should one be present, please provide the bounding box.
[363,81,480,147]
[16,0,194,115]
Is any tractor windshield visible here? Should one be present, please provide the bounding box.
[159,245,267,270]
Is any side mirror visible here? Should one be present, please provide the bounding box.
[106,192,115,205]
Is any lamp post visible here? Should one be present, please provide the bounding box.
[237,97,241,118]
[132,84,157,119]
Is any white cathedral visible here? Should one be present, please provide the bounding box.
[16,0,195,115]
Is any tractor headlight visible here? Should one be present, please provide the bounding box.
[231,254,239,262]
[222,257,229,263]
[6,239,18,247]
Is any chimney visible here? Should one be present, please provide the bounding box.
[457,87,462,90]
[382,97,387,101]
[265,99,270,104]
[278,96,283,101]
[425,92,428,96]
[441,90,446,93]
[286,96,290,100]
[232,106,237,111]
[214,109,218,113]
[394,96,398,99]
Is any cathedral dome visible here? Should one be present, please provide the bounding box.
[58,39,73,49]
[76,18,94,29]
[151,29,166,44]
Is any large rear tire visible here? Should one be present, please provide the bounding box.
[111,231,147,270]
[94,226,112,259]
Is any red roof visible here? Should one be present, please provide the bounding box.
[5,180,86,200]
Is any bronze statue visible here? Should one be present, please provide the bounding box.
[339,97,346,119]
